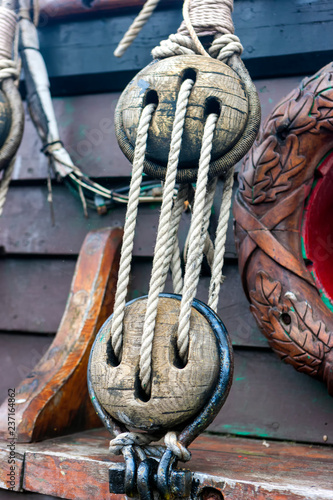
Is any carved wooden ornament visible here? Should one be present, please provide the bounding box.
[234,62,333,396]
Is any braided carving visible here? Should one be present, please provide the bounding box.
[234,62,333,396]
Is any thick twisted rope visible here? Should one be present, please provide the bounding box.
[115,0,243,62]
[161,183,189,295]
[114,0,160,57]
[152,0,243,62]
[139,78,194,392]
[109,430,191,462]
[208,166,234,311]
[0,156,14,216]
[110,103,156,358]
[177,114,218,361]
[0,5,21,216]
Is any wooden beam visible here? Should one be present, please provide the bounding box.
[1,429,332,498]
[33,0,333,95]
[0,227,123,442]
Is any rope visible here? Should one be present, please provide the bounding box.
[0,6,17,60]
[114,0,160,58]
[110,103,156,359]
[115,0,243,62]
[179,0,235,37]
[161,184,189,295]
[109,431,191,462]
[177,114,218,362]
[0,59,18,80]
[109,0,241,461]
[182,0,209,56]
[152,0,243,62]
[0,6,20,216]
[0,156,15,216]
[139,79,194,392]
[208,166,234,311]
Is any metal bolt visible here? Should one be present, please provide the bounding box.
[201,487,224,500]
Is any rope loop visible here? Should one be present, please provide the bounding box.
[151,33,196,59]
[164,432,191,462]
[116,0,243,62]
[0,59,18,81]
[109,431,191,462]
[209,33,243,61]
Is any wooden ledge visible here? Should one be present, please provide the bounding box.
[1,429,332,499]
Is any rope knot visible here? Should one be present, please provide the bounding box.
[209,34,243,62]
[0,59,18,82]
[109,432,155,455]
[164,432,191,462]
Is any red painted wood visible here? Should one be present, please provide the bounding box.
[38,0,179,22]
[303,151,333,306]
[0,227,123,442]
[0,429,332,499]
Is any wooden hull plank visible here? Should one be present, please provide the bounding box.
[13,78,301,182]
[0,258,263,347]
[0,345,331,444]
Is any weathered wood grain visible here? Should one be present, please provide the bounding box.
[118,56,248,169]
[0,258,264,347]
[90,296,220,431]
[1,429,332,499]
[0,343,331,444]
[0,445,24,492]
[0,227,123,442]
[13,77,301,182]
[0,492,60,499]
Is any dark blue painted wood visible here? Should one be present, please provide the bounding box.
[33,0,333,95]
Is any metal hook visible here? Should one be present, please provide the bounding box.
[123,446,138,498]
[137,458,158,500]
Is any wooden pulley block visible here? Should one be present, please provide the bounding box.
[115,55,260,182]
[88,294,233,434]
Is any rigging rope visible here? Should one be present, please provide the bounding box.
[108,0,242,460]
[110,102,157,359]
[0,5,20,217]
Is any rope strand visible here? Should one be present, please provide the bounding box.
[139,79,194,392]
[110,103,156,358]
[208,166,235,311]
[114,0,160,58]
[177,113,218,362]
